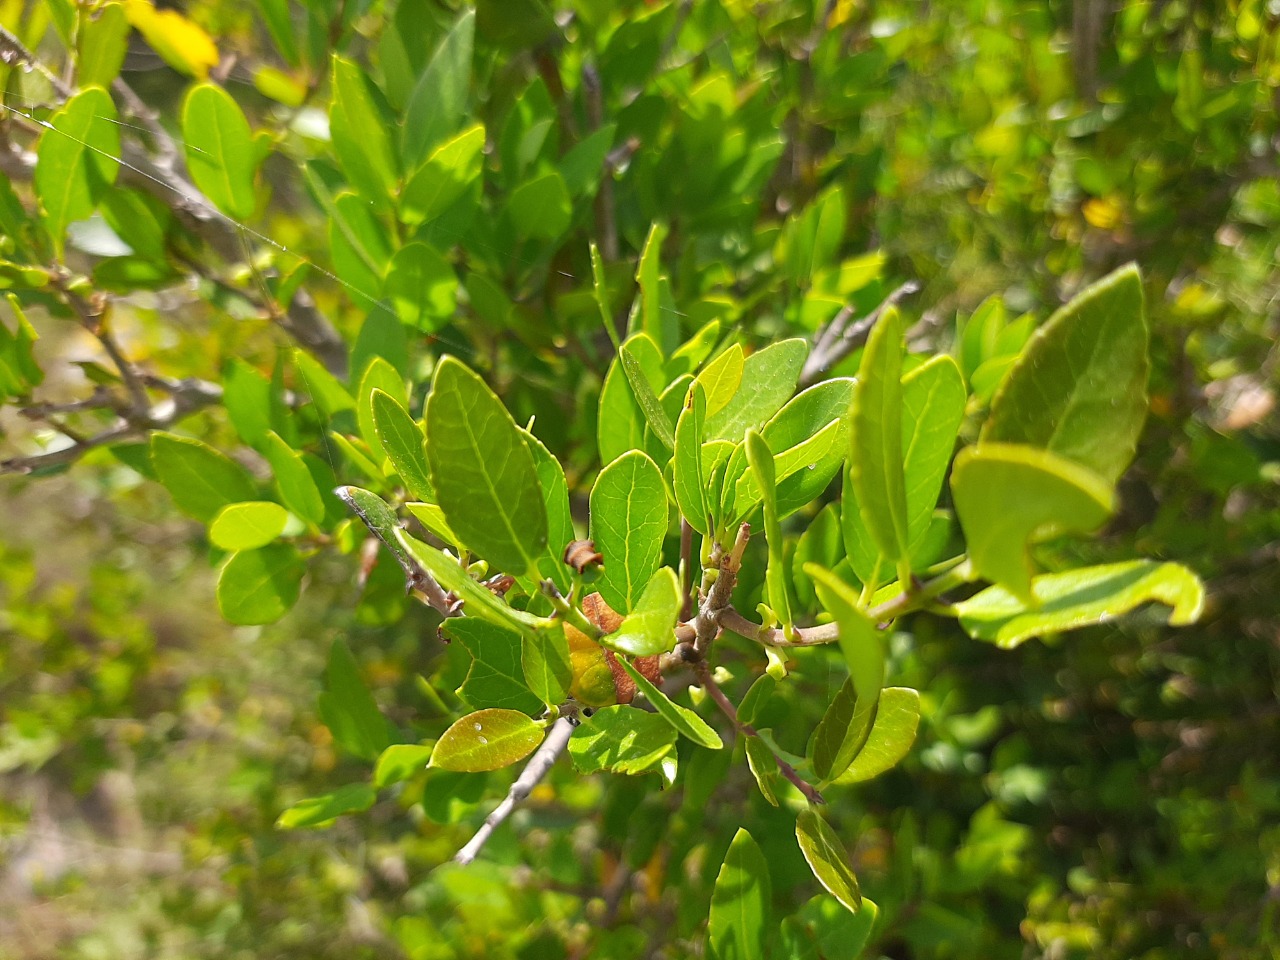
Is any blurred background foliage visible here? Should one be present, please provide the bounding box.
[0,0,1277,957]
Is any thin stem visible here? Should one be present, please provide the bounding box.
[799,281,921,388]
[694,659,823,805]
[453,714,578,866]
[540,580,601,640]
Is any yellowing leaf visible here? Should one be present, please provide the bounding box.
[124,0,219,79]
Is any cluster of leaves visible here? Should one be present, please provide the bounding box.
[0,0,1274,957]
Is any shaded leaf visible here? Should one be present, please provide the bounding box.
[796,807,861,913]
[444,618,543,714]
[371,389,433,502]
[709,828,772,960]
[276,783,375,829]
[568,705,677,775]
[151,432,257,522]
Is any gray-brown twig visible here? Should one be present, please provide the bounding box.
[799,280,921,388]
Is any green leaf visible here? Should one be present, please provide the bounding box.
[788,896,879,960]
[292,349,354,416]
[405,502,460,550]
[351,303,410,382]
[444,618,543,714]
[621,341,676,451]
[850,307,910,575]
[401,123,485,226]
[589,450,668,613]
[425,357,548,577]
[395,529,545,630]
[151,432,257,522]
[430,709,545,772]
[402,8,474,170]
[955,561,1205,649]
[793,504,843,610]
[523,623,572,707]
[382,242,457,331]
[601,567,682,657]
[276,783,376,829]
[35,86,120,258]
[835,687,921,784]
[374,743,435,789]
[901,356,966,544]
[521,429,574,592]
[317,639,396,760]
[209,501,290,551]
[77,3,130,87]
[743,737,780,806]
[673,383,709,533]
[262,431,326,525]
[371,389,434,502]
[182,83,258,220]
[738,675,776,727]
[617,658,723,749]
[559,123,615,196]
[982,264,1148,486]
[796,808,861,914]
[590,241,621,351]
[329,56,399,208]
[222,358,273,447]
[695,343,745,421]
[730,417,843,524]
[705,339,808,442]
[635,222,674,353]
[951,443,1114,600]
[808,565,884,709]
[508,171,572,239]
[330,192,392,296]
[568,705,677,775]
[809,678,874,784]
[709,828,772,960]
[339,486,433,587]
[356,356,406,464]
[598,333,665,466]
[746,429,793,634]
[217,544,305,625]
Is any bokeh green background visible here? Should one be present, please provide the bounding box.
[1,1,1277,957]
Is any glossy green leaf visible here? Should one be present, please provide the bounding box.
[430,709,545,772]
[77,3,130,87]
[568,705,677,776]
[520,429,573,592]
[746,429,793,633]
[317,638,396,760]
[601,567,681,657]
[809,678,874,785]
[695,343,745,420]
[217,544,305,625]
[262,431,325,525]
[444,618,543,714]
[276,783,376,829]
[618,658,724,749]
[850,307,910,573]
[835,687,921,784]
[395,529,545,630]
[402,8,474,170]
[329,56,399,207]
[982,264,1148,486]
[209,501,289,551]
[401,123,485,226]
[599,333,665,466]
[955,561,1205,649]
[589,450,668,613]
[151,432,257,522]
[796,808,861,913]
[425,356,547,577]
[705,339,808,442]
[951,443,1115,600]
[901,356,965,544]
[382,242,457,331]
[709,828,772,960]
[182,83,258,220]
[523,623,572,707]
[808,565,884,709]
[371,389,433,502]
[35,86,120,258]
[743,737,780,806]
[374,744,435,789]
[622,341,676,451]
[508,171,571,239]
[292,349,354,415]
[673,384,709,533]
[355,356,406,464]
[730,417,843,524]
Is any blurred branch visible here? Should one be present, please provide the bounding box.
[453,713,578,866]
[800,280,920,388]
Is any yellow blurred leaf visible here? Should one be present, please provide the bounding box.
[124,0,219,79]
[1083,197,1123,230]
